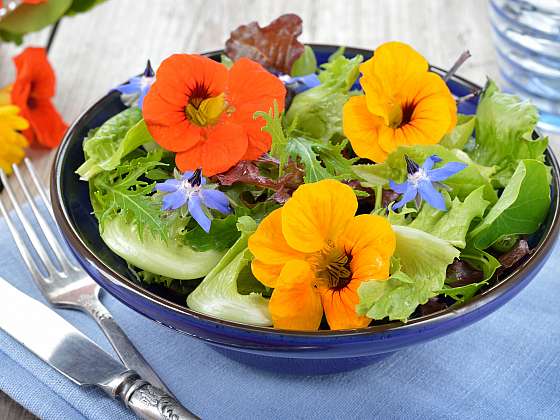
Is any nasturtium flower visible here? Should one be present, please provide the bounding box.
[279,73,320,94]
[11,47,67,149]
[390,155,467,211]
[0,105,29,174]
[248,179,396,331]
[343,42,457,162]
[143,54,286,176]
[155,169,232,233]
[114,60,155,109]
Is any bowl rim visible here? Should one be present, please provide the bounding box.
[51,44,560,339]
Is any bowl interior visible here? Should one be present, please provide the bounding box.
[52,45,560,335]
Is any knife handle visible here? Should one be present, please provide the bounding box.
[120,378,200,420]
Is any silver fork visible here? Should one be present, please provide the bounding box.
[0,158,171,395]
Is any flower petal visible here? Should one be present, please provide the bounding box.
[392,183,417,210]
[251,259,282,288]
[342,95,388,162]
[269,260,323,331]
[154,179,180,193]
[421,155,442,171]
[418,180,446,211]
[389,179,408,194]
[162,189,188,211]
[200,189,231,215]
[340,214,396,259]
[282,179,357,253]
[23,98,67,148]
[320,279,371,330]
[248,208,304,265]
[115,77,142,95]
[12,48,55,100]
[188,193,211,232]
[427,162,467,182]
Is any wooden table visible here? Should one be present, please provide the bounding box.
[0,0,529,417]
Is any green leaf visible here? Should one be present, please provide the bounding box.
[460,244,501,282]
[469,159,551,249]
[77,107,144,180]
[439,114,475,150]
[220,54,234,69]
[327,46,346,63]
[187,216,272,326]
[0,29,23,44]
[183,214,241,252]
[65,0,107,16]
[353,144,498,204]
[290,45,317,76]
[0,0,72,34]
[408,186,489,248]
[356,225,460,322]
[471,80,548,187]
[286,54,362,142]
[101,214,223,280]
[253,100,288,175]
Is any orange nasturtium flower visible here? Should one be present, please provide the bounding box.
[0,105,29,174]
[343,42,457,163]
[143,54,286,176]
[248,180,396,330]
[11,47,68,149]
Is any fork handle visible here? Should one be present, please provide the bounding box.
[80,296,172,394]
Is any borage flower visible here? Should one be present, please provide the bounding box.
[390,155,466,211]
[343,42,457,162]
[11,47,67,148]
[143,54,286,176]
[0,105,29,174]
[155,169,232,233]
[248,179,396,330]
[114,60,155,109]
[279,73,320,94]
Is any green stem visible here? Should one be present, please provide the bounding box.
[374,185,383,211]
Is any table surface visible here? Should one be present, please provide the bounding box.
[0,0,547,418]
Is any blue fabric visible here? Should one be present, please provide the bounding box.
[1,208,560,419]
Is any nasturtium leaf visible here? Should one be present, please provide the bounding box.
[471,80,548,187]
[225,13,305,74]
[469,159,551,250]
[356,225,459,322]
[290,45,317,76]
[439,114,475,150]
[0,0,72,34]
[65,0,107,16]
[187,217,272,326]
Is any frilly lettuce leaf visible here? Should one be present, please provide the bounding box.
[187,216,272,326]
[353,144,498,203]
[471,80,548,187]
[356,225,460,322]
[469,159,551,250]
[286,54,362,142]
[77,107,144,180]
[290,45,318,76]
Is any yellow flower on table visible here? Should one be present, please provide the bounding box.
[343,41,457,162]
[0,105,29,174]
[248,179,396,331]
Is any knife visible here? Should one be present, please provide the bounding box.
[0,277,199,420]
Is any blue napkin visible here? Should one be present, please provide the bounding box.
[1,205,560,420]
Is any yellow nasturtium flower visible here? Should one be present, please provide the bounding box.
[343,41,457,162]
[248,179,396,331]
[0,104,29,174]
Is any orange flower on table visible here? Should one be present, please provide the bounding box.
[143,54,286,176]
[0,105,29,174]
[11,47,68,149]
[343,41,457,163]
[248,179,396,331]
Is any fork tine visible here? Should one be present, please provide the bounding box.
[12,164,77,273]
[23,157,54,219]
[0,193,52,293]
[0,169,59,276]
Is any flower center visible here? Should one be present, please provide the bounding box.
[388,101,415,129]
[314,241,353,291]
[185,93,225,127]
[407,168,428,186]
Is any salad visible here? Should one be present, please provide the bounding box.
[77,14,551,331]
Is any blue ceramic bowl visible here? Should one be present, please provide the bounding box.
[51,45,560,375]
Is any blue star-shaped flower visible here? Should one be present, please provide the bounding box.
[114,59,155,109]
[154,169,232,233]
[279,73,321,94]
[389,155,467,211]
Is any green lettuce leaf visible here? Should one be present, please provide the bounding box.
[407,186,489,248]
[439,114,475,150]
[183,214,241,252]
[286,54,362,142]
[77,107,144,180]
[469,159,551,250]
[354,144,498,203]
[290,45,317,76]
[187,216,272,326]
[356,225,459,322]
[101,215,223,280]
[471,80,548,187]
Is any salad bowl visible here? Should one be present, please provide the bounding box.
[51,45,560,374]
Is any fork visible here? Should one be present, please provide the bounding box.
[0,158,172,395]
